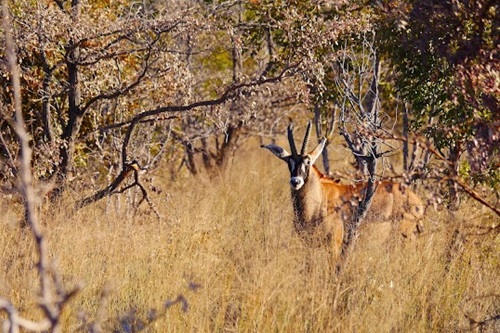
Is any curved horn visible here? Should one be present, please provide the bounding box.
[301,120,312,155]
[287,123,298,157]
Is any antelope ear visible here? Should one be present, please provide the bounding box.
[261,144,291,161]
[308,138,327,164]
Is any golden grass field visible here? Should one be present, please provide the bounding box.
[1,142,499,332]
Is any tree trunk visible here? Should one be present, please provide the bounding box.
[447,143,461,210]
[215,122,242,171]
[54,42,82,192]
[403,103,409,173]
[320,144,331,175]
[314,104,331,175]
[184,141,199,175]
[52,1,82,198]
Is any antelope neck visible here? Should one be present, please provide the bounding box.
[291,165,323,229]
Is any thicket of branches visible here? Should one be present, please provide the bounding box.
[1,0,497,213]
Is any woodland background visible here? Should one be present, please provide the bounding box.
[0,0,499,332]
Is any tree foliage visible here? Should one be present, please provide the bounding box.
[0,0,498,213]
[378,0,499,189]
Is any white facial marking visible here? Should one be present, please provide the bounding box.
[290,176,304,190]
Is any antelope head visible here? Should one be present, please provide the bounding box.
[262,121,326,190]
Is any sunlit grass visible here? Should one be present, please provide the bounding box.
[1,142,499,332]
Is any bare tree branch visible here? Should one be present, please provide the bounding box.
[76,160,161,219]
[1,2,80,331]
[120,62,299,167]
[80,45,153,113]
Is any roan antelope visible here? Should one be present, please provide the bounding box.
[261,121,424,258]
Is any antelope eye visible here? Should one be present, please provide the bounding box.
[304,159,312,166]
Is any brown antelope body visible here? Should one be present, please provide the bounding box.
[262,122,424,258]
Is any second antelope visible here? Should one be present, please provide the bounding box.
[261,122,424,258]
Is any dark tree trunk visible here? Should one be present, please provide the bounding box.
[185,141,199,175]
[51,1,82,198]
[56,42,83,187]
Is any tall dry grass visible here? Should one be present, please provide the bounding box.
[1,142,499,332]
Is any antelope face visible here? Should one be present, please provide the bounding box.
[287,155,313,190]
[261,121,326,191]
